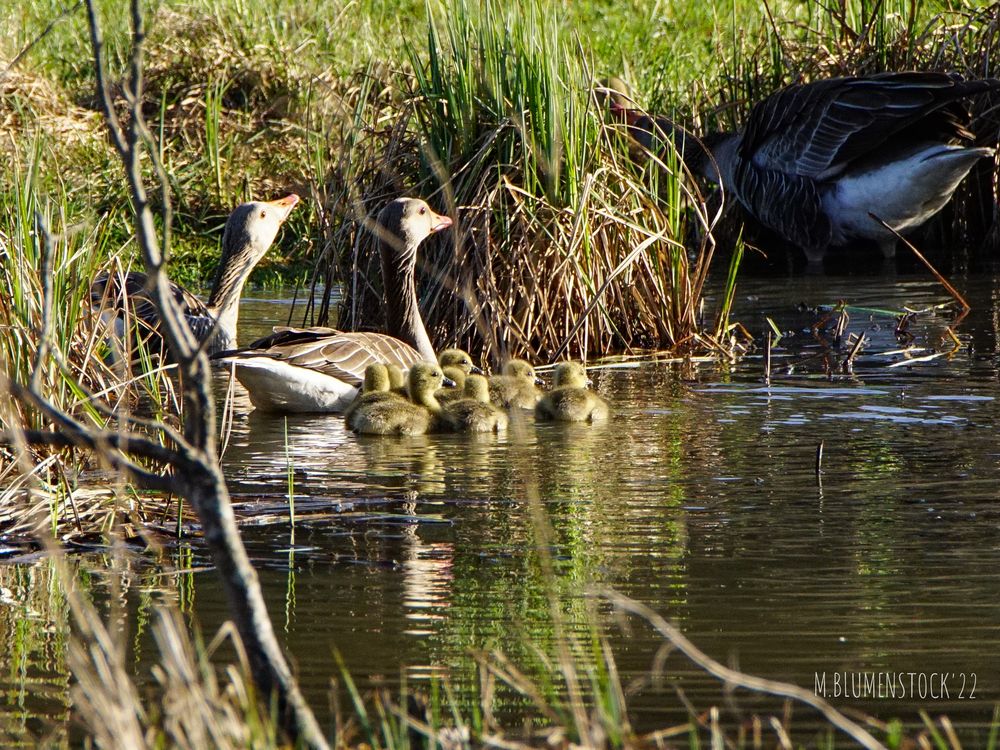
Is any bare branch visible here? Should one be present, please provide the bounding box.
[4,430,177,493]
[603,590,887,750]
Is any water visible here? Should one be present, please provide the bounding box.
[3,274,1000,745]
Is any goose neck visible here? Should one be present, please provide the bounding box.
[381,240,436,362]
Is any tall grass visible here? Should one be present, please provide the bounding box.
[318,0,722,363]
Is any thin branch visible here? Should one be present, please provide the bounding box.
[868,213,971,312]
[4,430,177,493]
[603,590,887,750]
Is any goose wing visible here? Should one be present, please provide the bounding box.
[90,270,216,344]
[223,330,425,388]
[743,72,995,179]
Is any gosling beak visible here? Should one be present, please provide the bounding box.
[429,211,453,234]
[469,365,483,375]
[267,193,301,222]
[534,376,545,386]
[586,377,594,387]
[441,376,456,388]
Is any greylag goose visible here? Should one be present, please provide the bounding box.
[488,359,543,409]
[91,194,299,355]
[441,374,508,433]
[535,362,609,422]
[347,362,451,436]
[216,197,453,412]
[612,72,1000,263]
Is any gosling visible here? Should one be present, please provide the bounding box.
[489,359,543,409]
[436,367,468,406]
[343,363,405,420]
[535,362,609,422]
[437,348,480,405]
[347,362,451,435]
[441,374,509,433]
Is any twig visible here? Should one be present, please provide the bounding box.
[868,213,971,313]
[603,590,887,750]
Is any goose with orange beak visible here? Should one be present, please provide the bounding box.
[216,197,455,413]
[92,193,300,356]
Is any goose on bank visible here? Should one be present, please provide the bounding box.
[92,194,300,356]
[535,362,609,423]
[347,362,451,436]
[610,72,1000,263]
[216,197,453,412]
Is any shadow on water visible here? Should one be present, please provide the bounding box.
[4,275,1000,742]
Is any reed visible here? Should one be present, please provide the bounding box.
[318,0,722,364]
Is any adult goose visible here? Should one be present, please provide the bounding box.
[92,194,299,356]
[216,197,453,412]
[535,362,609,423]
[611,72,1000,263]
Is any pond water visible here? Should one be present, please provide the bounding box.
[3,272,1000,745]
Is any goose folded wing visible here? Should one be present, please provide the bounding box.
[744,72,988,179]
[235,331,425,388]
[91,270,214,339]
[733,161,832,253]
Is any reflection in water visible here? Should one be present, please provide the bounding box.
[5,277,1000,741]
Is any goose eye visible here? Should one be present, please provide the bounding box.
[260,210,267,219]
[419,207,427,215]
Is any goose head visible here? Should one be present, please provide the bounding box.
[217,194,300,284]
[552,361,590,389]
[377,198,453,260]
[439,348,482,375]
[208,193,300,320]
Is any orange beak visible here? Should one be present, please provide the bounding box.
[429,210,453,234]
[267,193,301,221]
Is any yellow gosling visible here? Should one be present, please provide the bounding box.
[436,366,468,405]
[442,374,509,433]
[348,362,449,435]
[343,364,405,421]
[535,362,609,423]
[488,359,542,409]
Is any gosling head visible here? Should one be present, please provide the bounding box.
[439,348,482,375]
[407,362,453,403]
[220,193,300,271]
[463,373,491,404]
[362,363,390,394]
[376,198,453,259]
[504,359,543,385]
[441,366,467,390]
[386,364,406,391]
[552,361,590,389]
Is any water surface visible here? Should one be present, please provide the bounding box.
[3,274,1000,744]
